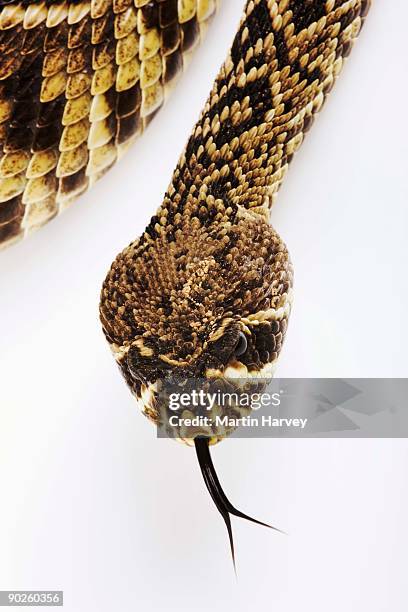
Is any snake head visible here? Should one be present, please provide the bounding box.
[100,203,293,437]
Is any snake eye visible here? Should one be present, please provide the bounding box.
[234,332,248,357]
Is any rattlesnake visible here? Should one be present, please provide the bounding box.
[100,0,371,560]
[100,0,371,561]
[1,0,371,564]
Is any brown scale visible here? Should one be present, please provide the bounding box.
[100,0,371,566]
[0,9,39,242]
[0,0,219,248]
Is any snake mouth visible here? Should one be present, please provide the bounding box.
[133,370,276,447]
[116,285,293,440]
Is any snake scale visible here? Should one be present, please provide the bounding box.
[1,0,371,563]
[0,0,219,248]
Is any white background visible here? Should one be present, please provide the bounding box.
[1,1,408,611]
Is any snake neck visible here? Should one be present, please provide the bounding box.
[162,0,371,223]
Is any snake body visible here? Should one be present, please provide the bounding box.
[1,0,371,562]
[0,0,218,248]
[100,0,370,442]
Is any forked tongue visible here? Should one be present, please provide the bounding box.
[194,436,283,571]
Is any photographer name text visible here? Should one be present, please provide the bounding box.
[168,414,308,429]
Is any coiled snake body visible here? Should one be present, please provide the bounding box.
[0,0,218,247]
[1,0,371,563]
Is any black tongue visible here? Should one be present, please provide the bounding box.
[194,436,280,571]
